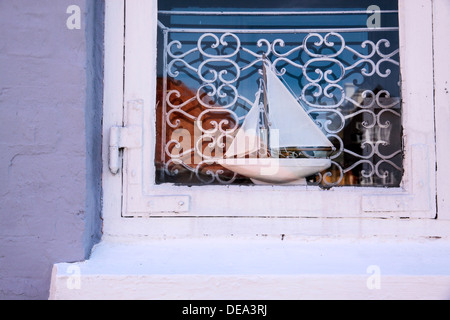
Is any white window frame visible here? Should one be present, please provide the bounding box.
[102,0,450,238]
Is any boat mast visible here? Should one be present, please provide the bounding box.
[261,54,271,157]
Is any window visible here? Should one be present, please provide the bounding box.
[102,0,437,234]
[156,0,403,188]
[50,0,450,301]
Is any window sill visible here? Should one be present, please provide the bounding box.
[50,236,450,300]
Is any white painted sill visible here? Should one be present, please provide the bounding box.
[50,236,450,300]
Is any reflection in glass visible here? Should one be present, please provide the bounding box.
[155,0,402,187]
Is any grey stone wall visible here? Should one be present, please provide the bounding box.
[0,0,103,300]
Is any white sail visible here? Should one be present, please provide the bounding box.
[225,91,262,158]
[224,65,333,159]
[265,67,334,150]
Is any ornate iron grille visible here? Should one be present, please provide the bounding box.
[155,9,402,187]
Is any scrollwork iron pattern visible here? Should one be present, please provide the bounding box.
[159,30,402,187]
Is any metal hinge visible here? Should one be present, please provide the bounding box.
[109,125,142,175]
[109,99,144,175]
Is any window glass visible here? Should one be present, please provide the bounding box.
[155,0,401,187]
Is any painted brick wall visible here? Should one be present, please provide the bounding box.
[0,0,103,300]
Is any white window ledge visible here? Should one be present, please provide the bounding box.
[50,236,450,300]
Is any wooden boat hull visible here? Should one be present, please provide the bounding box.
[217,158,331,185]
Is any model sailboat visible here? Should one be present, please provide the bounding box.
[218,60,334,185]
